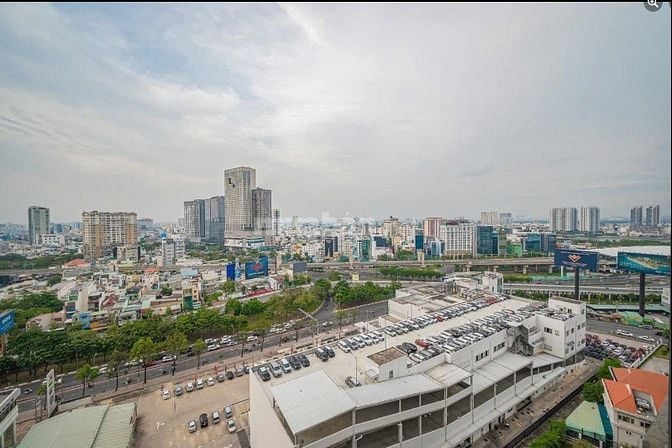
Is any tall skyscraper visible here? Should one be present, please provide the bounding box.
[382,216,401,239]
[423,217,443,239]
[549,207,578,232]
[224,166,256,234]
[645,205,660,227]
[273,209,280,236]
[28,206,49,245]
[206,196,225,243]
[480,211,499,226]
[630,206,643,227]
[252,188,272,233]
[579,206,600,233]
[184,199,206,240]
[82,211,137,259]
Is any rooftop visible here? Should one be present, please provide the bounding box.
[367,347,406,365]
[609,367,669,413]
[566,401,608,439]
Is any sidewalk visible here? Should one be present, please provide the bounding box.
[473,359,599,448]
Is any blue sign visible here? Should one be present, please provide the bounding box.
[0,310,15,335]
[78,312,91,330]
[293,261,307,274]
[554,249,598,271]
[618,252,670,276]
[226,263,236,281]
[245,257,269,279]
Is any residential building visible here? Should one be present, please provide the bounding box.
[39,233,65,247]
[499,212,513,228]
[273,209,280,236]
[426,238,442,257]
[183,199,206,240]
[579,206,600,233]
[439,220,476,257]
[28,206,49,245]
[250,292,586,448]
[400,224,415,246]
[224,166,256,234]
[158,238,185,267]
[0,388,19,448]
[423,217,443,240]
[82,211,137,260]
[382,217,401,239]
[137,218,153,230]
[631,206,644,227]
[549,207,578,232]
[645,205,660,227]
[603,368,669,448]
[480,212,499,226]
[252,188,272,233]
[476,225,496,255]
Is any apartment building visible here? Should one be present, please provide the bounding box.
[249,290,586,448]
[82,211,137,260]
[439,220,476,257]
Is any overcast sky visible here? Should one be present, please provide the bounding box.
[1,3,670,224]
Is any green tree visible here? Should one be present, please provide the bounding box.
[107,349,127,392]
[160,286,173,296]
[327,271,341,281]
[596,358,622,380]
[224,298,242,315]
[241,299,266,316]
[312,279,332,302]
[220,280,236,294]
[46,274,62,286]
[335,309,348,330]
[193,339,207,369]
[75,363,99,396]
[164,332,187,375]
[130,337,157,384]
[582,381,604,402]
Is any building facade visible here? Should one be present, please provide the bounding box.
[439,220,476,257]
[28,206,49,245]
[273,209,281,236]
[183,199,206,241]
[645,205,660,227]
[224,166,256,234]
[549,207,578,232]
[498,212,513,228]
[382,217,401,239]
[630,206,643,227]
[252,188,272,233]
[579,206,600,233]
[476,225,496,255]
[423,217,443,240]
[205,196,225,243]
[82,211,137,260]
[480,212,499,226]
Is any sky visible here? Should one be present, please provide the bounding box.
[0,3,670,224]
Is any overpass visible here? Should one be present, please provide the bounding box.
[503,282,665,296]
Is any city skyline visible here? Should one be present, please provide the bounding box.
[1,4,670,223]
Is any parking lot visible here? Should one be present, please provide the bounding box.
[585,332,654,366]
[130,367,251,448]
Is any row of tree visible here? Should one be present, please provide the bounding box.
[332,280,401,306]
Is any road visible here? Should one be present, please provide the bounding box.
[586,319,662,339]
[6,299,389,413]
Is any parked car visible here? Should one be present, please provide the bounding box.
[162,389,170,400]
[345,376,361,387]
[298,354,310,367]
[258,366,271,381]
[212,411,221,424]
[338,341,351,353]
[226,370,235,380]
[324,346,336,358]
[217,373,226,382]
[196,378,204,389]
[235,367,244,377]
[280,358,292,373]
[224,405,233,418]
[315,347,329,361]
[185,382,194,392]
[287,355,302,370]
[174,385,183,396]
[199,413,209,428]
[227,419,237,433]
[270,362,283,377]
[188,419,197,433]
[206,377,215,386]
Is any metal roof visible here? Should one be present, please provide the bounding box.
[425,363,471,387]
[271,370,355,435]
[531,353,564,368]
[18,403,136,448]
[492,352,533,372]
[346,374,443,407]
[565,401,607,439]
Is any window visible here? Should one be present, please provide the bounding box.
[571,328,574,333]
[544,327,552,334]
[555,330,559,336]
[389,371,394,380]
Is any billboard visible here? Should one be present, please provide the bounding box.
[78,312,91,330]
[617,252,670,276]
[245,257,269,279]
[554,249,598,271]
[292,261,307,274]
[0,310,15,335]
[226,263,236,281]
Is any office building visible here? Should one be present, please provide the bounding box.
[28,206,49,245]
[541,233,557,253]
[426,238,443,257]
[480,212,499,226]
[499,212,513,228]
[382,217,401,239]
[249,291,586,448]
[525,234,541,252]
[491,232,499,255]
[224,166,256,234]
[183,199,206,240]
[645,205,660,227]
[39,234,65,247]
[630,206,643,227]
[82,211,137,260]
[439,220,476,257]
[252,188,272,233]
[205,196,225,243]
[414,231,424,252]
[476,225,496,255]
[273,209,280,236]
[357,239,372,262]
[423,217,443,240]
[324,236,338,258]
[579,206,600,233]
[549,207,578,232]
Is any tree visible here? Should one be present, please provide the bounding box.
[75,364,99,397]
[220,280,236,294]
[160,286,173,296]
[46,274,62,287]
[130,337,157,384]
[164,332,187,375]
[193,339,207,369]
[596,358,622,380]
[335,310,348,330]
[312,279,331,302]
[225,298,242,315]
[582,381,604,402]
[108,350,127,392]
[327,271,341,281]
[241,299,265,316]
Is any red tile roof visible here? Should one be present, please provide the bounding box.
[603,367,669,414]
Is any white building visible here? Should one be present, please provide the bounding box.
[439,220,476,257]
[158,238,185,267]
[399,224,416,246]
[579,206,600,233]
[249,289,586,448]
[549,207,578,233]
[0,388,19,448]
[39,234,65,247]
[28,206,50,246]
[480,212,499,226]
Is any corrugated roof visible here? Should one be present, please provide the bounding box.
[271,370,355,434]
[346,374,442,407]
[18,403,135,448]
[565,401,607,438]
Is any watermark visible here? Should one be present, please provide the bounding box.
[643,0,664,12]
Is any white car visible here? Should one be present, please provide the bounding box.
[206,377,215,386]
[227,419,237,433]
[638,335,655,342]
[162,389,170,400]
[338,341,351,353]
[196,378,204,389]
[247,335,258,343]
[207,343,220,351]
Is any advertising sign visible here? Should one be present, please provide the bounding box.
[226,263,236,281]
[78,312,91,330]
[245,257,269,279]
[554,249,598,271]
[0,310,15,335]
[617,252,671,276]
[292,261,308,274]
[46,369,57,417]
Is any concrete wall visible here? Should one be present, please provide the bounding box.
[249,373,293,448]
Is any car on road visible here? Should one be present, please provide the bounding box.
[206,376,215,386]
[345,376,361,388]
[207,343,220,352]
[174,385,183,396]
[23,388,32,395]
[638,335,655,342]
[199,413,209,428]
[188,420,197,433]
[227,419,237,433]
[224,405,233,418]
[247,335,258,343]
[162,389,170,400]
[161,355,176,363]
